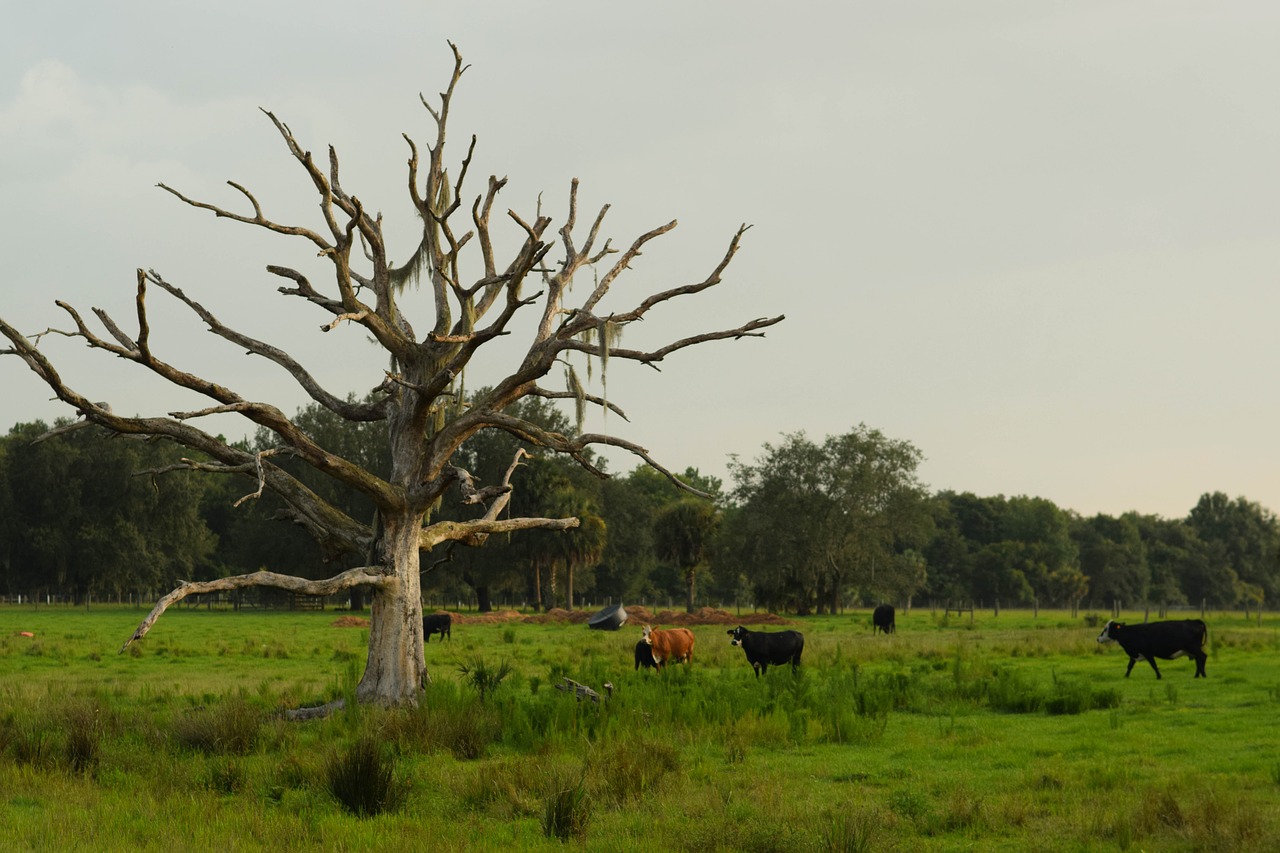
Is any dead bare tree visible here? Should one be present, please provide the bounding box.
[0,43,782,710]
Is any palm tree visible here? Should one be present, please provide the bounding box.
[655,498,719,612]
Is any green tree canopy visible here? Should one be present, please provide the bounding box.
[722,425,930,615]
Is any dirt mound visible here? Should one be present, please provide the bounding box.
[452,609,523,625]
[624,605,789,626]
[331,616,370,628]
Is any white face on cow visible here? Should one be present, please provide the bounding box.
[1096,620,1118,644]
[727,626,746,647]
[641,625,654,645]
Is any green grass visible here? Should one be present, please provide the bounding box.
[2,604,1279,850]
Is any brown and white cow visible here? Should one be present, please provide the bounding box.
[640,625,695,670]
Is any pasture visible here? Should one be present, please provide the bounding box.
[2,605,1279,851]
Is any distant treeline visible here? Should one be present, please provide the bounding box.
[2,408,1277,614]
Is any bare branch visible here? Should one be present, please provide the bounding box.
[563,314,785,366]
[121,567,392,652]
[233,448,294,507]
[145,271,386,422]
[420,515,579,550]
[448,465,512,506]
[575,433,714,498]
[29,403,112,445]
[529,386,630,420]
[321,310,370,332]
[157,180,333,253]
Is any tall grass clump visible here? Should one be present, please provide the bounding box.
[2,709,52,768]
[61,698,106,774]
[325,735,404,817]
[542,771,591,842]
[588,735,680,806]
[986,666,1044,714]
[1045,674,1122,715]
[385,681,501,760]
[171,694,263,755]
[820,809,877,853]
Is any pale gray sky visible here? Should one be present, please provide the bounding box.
[3,1,1279,519]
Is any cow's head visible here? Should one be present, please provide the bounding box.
[641,625,654,645]
[1096,620,1121,644]
[727,626,748,646]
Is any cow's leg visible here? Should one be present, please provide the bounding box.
[1146,656,1162,679]
[1125,656,1137,677]
[1194,653,1207,677]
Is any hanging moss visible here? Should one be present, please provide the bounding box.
[565,364,586,434]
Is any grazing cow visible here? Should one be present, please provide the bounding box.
[634,639,658,670]
[640,625,695,670]
[1096,619,1207,679]
[423,612,452,643]
[727,626,804,677]
[872,604,896,635]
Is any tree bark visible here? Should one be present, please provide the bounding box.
[356,513,428,703]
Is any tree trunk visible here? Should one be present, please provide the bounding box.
[349,585,366,612]
[686,567,696,613]
[355,513,427,706]
[567,564,574,611]
[475,584,492,613]
[534,564,544,612]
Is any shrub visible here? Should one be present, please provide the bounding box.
[458,656,513,704]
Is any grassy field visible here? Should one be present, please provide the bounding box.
[2,604,1279,851]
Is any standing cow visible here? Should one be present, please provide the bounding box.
[640,625,695,670]
[634,639,658,671]
[727,626,804,677]
[1095,619,1207,679]
[872,604,896,635]
[423,612,452,642]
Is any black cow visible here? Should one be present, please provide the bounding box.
[727,626,804,677]
[1096,619,1207,679]
[423,612,452,643]
[634,639,658,671]
[872,604,896,635]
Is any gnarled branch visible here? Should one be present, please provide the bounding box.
[121,567,392,653]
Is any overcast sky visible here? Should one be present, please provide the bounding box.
[3,1,1279,519]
